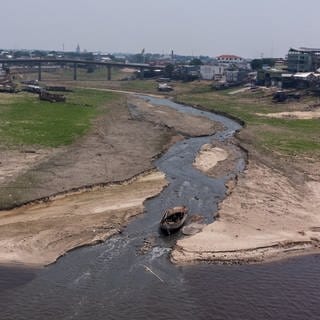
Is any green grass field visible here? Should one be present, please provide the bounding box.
[3,79,319,158]
[0,89,119,147]
[177,87,320,158]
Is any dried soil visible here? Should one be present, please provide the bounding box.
[0,94,220,265]
[172,152,320,264]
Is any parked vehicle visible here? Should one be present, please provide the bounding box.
[158,83,173,92]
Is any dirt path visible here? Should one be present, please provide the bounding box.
[256,110,320,119]
[79,86,164,97]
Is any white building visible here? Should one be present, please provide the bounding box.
[200,65,225,80]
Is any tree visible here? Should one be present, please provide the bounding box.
[190,58,203,66]
[164,64,174,78]
[251,58,276,70]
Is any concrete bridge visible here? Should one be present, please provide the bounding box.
[0,58,165,81]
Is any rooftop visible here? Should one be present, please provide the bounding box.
[217,54,243,59]
[290,47,320,54]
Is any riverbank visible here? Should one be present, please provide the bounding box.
[0,92,222,266]
[0,171,168,266]
[171,143,320,264]
[2,82,320,266]
[0,92,174,209]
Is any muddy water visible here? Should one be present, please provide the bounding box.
[0,97,319,320]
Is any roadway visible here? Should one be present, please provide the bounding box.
[0,58,165,81]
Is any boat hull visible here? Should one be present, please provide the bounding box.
[160,206,188,234]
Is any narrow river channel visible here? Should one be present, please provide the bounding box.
[0,97,319,320]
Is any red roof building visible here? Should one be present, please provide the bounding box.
[217,55,244,63]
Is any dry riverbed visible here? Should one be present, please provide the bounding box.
[0,95,221,266]
[172,144,320,264]
[3,89,319,267]
[0,171,167,266]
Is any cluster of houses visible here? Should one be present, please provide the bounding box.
[257,69,320,89]
[257,48,320,91]
[3,46,320,92]
[199,54,251,86]
[199,48,320,91]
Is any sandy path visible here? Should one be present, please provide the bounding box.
[172,160,320,264]
[0,171,167,266]
[256,110,320,119]
[78,86,163,98]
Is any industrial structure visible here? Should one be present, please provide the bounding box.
[287,47,320,72]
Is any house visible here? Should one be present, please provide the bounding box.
[225,69,248,84]
[200,65,224,80]
[292,72,316,88]
[276,72,318,89]
[200,65,215,80]
[217,54,244,64]
[256,69,283,86]
[281,73,295,88]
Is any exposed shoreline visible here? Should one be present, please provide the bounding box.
[0,170,168,266]
[171,144,320,265]
[0,94,222,266]
[1,90,320,267]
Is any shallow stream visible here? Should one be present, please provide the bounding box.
[0,97,319,320]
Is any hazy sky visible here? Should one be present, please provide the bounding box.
[2,0,320,58]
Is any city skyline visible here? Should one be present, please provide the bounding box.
[1,0,320,58]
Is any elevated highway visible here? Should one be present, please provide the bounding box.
[0,58,165,81]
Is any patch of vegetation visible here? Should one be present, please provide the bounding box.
[177,90,320,158]
[261,132,320,156]
[0,89,119,147]
[122,79,157,93]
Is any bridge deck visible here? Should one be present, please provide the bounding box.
[0,58,165,69]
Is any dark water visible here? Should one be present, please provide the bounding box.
[0,97,319,320]
[1,247,320,320]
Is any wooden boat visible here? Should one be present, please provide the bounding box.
[160,206,188,234]
[39,91,66,103]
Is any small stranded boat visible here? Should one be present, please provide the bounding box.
[160,206,188,234]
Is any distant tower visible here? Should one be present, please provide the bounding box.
[76,44,81,54]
